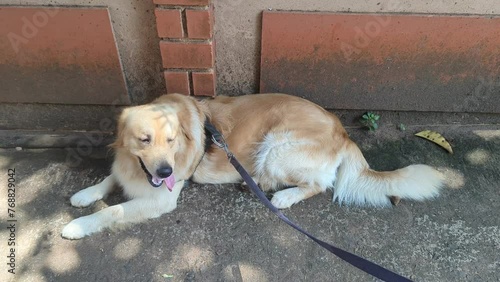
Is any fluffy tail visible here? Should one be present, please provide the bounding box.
[333,140,444,207]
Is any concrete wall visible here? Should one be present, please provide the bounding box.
[1,0,497,137]
[213,0,498,96]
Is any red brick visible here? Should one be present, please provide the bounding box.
[186,9,212,39]
[155,9,183,38]
[153,0,209,6]
[192,71,215,96]
[160,42,213,69]
[164,71,190,95]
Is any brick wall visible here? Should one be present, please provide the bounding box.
[154,0,215,96]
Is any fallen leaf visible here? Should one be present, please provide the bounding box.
[415,130,453,154]
[162,274,174,278]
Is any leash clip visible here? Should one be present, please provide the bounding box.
[211,134,232,158]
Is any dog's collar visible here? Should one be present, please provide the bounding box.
[203,118,215,152]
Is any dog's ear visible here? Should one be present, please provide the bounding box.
[177,105,194,142]
[177,97,208,142]
[179,122,192,141]
[109,108,129,149]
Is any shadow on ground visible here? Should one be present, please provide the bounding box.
[0,125,499,282]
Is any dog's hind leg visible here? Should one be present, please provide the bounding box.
[271,185,324,209]
[254,132,341,209]
[70,175,116,208]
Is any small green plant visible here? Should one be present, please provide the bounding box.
[398,123,406,131]
[360,112,380,131]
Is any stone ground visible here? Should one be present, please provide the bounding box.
[1,124,499,282]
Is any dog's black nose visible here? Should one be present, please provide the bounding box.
[156,166,172,178]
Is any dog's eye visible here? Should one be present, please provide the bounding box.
[139,137,150,144]
[167,138,174,143]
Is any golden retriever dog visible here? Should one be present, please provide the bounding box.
[62,93,443,239]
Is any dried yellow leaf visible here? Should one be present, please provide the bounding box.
[415,130,453,154]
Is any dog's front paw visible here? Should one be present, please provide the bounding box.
[61,216,100,240]
[271,188,304,209]
[70,187,102,208]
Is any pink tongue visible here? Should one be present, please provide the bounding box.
[165,175,176,191]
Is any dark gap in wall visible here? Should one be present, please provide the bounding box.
[188,71,194,95]
[181,8,189,38]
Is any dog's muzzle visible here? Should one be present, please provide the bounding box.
[138,157,176,191]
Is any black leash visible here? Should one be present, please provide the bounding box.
[204,121,413,282]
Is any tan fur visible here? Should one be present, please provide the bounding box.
[62,94,206,239]
[62,93,443,239]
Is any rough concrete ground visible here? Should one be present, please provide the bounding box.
[0,124,499,282]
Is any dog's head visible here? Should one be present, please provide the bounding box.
[111,96,198,191]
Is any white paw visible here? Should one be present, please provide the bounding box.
[271,188,304,209]
[61,216,100,240]
[70,187,102,208]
